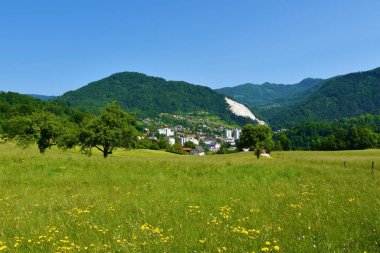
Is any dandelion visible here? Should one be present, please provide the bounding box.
[290,203,302,209]
[219,205,233,220]
[199,239,206,244]
[217,246,227,252]
[188,205,201,214]
[274,245,280,251]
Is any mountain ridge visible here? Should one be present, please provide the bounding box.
[268,67,380,128]
[56,72,264,125]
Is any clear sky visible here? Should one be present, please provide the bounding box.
[1,0,380,95]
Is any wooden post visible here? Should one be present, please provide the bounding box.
[344,161,347,168]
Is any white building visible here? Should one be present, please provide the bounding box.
[168,138,175,146]
[225,129,232,138]
[233,129,241,140]
[180,137,199,146]
[158,128,174,136]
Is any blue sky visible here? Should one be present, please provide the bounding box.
[1,0,380,95]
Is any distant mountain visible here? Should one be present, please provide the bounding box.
[215,78,324,108]
[269,67,380,128]
[56,72,264,125]
[25,94,57,100]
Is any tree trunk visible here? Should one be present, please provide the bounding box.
[103,146,109,158]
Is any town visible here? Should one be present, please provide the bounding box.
[140,112,242,155]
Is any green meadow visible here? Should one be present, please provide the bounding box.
[0,143,379,252]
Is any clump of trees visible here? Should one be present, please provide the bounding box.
[279,114,380,151]
[4,101,138,158]
[8,112,60,153]
[273,134,291,151]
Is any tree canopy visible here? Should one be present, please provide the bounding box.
[238,124,273,151]
[79,102,138,158]
[8,112,61,153]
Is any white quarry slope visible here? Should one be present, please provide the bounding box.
[225,97,265,125]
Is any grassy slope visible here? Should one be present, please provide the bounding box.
[0,143,379,252]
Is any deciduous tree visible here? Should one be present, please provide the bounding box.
[238,124,273,155]
[8,112,62,153]
[79,102,137,158]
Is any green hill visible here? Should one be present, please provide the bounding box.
[269,67,380,128]
[56,72,256,125]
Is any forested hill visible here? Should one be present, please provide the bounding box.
[215,78,323,108]
[269,67,380,128]
[0,92,88,133]
[56,72,254,124]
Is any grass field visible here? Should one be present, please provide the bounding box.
[0,143,379,252]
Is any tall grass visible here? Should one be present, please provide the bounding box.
[0,143,379,252]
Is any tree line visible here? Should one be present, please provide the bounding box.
[3,102,137,158]
[275,114,380,151]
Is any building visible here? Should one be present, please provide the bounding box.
[164,137,175,146]
[225,129,232,138]
[168,138,175,146]
[205,141,221,152]
[191,146,206,156]
[224,138,236,146]
[181,147,192,153]
[180,137,187,146]
[158,128,174,136]
[233,129,241,140]
[180,137,199,146]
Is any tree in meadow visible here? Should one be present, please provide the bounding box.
[79,102,138,158]
[8,111,62,153]
[238,124,273,157]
